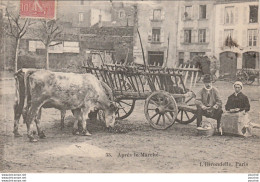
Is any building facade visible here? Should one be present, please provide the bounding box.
[176,0,216,66]
[215,0,259,77]
[134,1,179,68]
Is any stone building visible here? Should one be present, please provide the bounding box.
[215,0,259,77]
[133,1,179,68]
[176,0,216,66]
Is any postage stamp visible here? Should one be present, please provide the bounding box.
[20,0,56,19]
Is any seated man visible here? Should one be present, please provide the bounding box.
[225,81,250,113]
[195,74,223,134]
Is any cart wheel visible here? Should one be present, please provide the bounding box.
[144,91,178,130]
[236,70,249,85]
[247,76,255,85]
[115,99,136,120]
[175,91,197,124]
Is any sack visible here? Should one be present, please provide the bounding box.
[221,112,252,137]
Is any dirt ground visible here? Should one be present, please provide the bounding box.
[0,77,260,173]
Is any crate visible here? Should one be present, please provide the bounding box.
[221,112,252,137]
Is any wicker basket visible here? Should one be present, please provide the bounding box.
[197,121,215,136]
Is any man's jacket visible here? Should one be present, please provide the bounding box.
[195,87,222,108]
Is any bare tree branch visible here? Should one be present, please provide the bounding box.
[49,41,62,47]
[20,18,29,33]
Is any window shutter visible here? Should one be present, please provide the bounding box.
[161,10,165,20]
[242,30,247,47]
[219,30,223,47]
[161,29,164,43]
[220,7,224,24]
[181,6,184,20]
[149,10,153,20]
[148,29,152,42]
[193,5,198,20]
[206,5,210,19]
[192,29,196,43]
[235,7,238,24]
[180,30,184,43]
[243,7,248,24]
[206,29,209,43]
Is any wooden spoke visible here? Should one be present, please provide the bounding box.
[119,100,132,106]
[181,110,183,122]
[156,114,161,125]
[150,112,159,120]
[162,115,166,126]
[147,108,157,111]
[165,113,172,121]
[149,99,159,107]
[184,111,190,120]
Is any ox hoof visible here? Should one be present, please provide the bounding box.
[13,131,22,137]
[72,130,80,135]
[82,130,91,136]
[39,132,46,139]
[30,138,38,142]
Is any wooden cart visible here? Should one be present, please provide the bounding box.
[83,64,197,129]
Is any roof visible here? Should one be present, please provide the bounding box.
[81,41,114,50]
[80,26,134,36]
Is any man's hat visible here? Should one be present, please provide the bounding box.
[202,74,211,83]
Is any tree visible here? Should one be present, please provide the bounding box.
[35,19,63,70]
[4,8,33,72]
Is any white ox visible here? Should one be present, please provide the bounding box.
[21,70,116,142]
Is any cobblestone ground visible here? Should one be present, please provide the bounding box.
[0,77,259,173]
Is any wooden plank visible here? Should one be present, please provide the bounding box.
[190,66,194,90]
[194,71,198,87]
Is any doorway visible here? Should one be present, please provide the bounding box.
[148,51,164,66]
[219,51,237,78]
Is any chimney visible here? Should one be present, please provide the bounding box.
[98,10,102,27]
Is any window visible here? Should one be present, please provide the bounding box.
[225,6,234,24]
[224,29,233,39]
[199,5,207,19]
[148,51,164,66]
[249,6,258,23]
[224,29,234,46]
[179,52,184,66]
[184,30,192,43]
[248,29,258,46]
[152,28,161,42]
[198,29,206,43]
[153,9,161,20]
[184,6,192,20]
[190,52,205,60]
[79,12,84,22]
[119,10,125,19]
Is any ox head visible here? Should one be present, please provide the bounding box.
[98,101,118,128]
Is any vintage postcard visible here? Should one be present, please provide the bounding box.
[0,0,259,176]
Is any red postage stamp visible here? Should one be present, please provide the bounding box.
[20,0,56,19]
